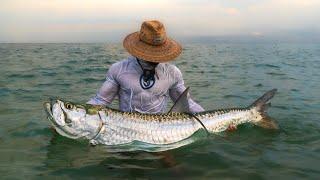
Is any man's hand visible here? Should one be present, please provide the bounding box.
[227,124,237,131]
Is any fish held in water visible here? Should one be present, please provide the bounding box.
[44,89,278,146]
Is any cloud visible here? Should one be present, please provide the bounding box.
[224,8,240,15]
[251,32,263,37]
[0,0,319,42]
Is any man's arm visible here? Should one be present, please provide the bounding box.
[87,63,120,106]
[169,66,204,113]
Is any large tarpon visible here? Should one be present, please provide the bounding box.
[44,89,278,146]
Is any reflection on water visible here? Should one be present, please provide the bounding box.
[43,132,207,179]
[1,43,320,179]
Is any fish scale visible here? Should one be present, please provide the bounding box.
[97,109,251,144]
[44,89,279,146]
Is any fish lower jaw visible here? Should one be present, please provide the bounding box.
[44,102,53,117]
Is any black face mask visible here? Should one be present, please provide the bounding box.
[136,58,159,89]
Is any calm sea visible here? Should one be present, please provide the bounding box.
[0,43,319,179]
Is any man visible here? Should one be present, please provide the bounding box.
[87,20,204,113]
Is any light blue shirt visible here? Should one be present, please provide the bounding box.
[87,56,204,113]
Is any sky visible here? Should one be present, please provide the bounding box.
[1,0,320,43]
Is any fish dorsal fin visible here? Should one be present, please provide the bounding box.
[168,87,190,113]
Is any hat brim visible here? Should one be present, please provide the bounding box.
[123,32,182,63]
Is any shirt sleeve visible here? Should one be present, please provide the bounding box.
[169,66,205,113]
[87,63,120,106]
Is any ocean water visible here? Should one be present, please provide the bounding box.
[0,43,320,179]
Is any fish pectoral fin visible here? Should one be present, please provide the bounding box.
[168,87,191,113]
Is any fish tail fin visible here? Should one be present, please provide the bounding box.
[249,89,279,129]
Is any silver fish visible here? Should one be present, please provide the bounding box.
[44,89,278,146]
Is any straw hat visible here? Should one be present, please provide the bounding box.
[123,20,182,63]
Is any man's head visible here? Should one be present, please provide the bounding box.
[123,20,182,63]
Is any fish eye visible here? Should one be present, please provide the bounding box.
[65,103,73,109]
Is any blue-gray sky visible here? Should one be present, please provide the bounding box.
[1,0,320,42]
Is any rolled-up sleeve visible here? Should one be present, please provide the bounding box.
[87,63,120,106]
[169,66,205,113]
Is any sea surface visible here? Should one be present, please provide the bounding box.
[0,43,319,179]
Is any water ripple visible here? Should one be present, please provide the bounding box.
[1,43,320,179]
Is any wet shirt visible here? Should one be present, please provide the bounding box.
[87,56,204,113]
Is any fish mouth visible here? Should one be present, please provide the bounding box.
[43,100,79,139]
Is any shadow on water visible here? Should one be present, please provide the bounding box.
[37,125,285,179]
[40,132,206,179]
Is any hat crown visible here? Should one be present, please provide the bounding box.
[139,20,167,46]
